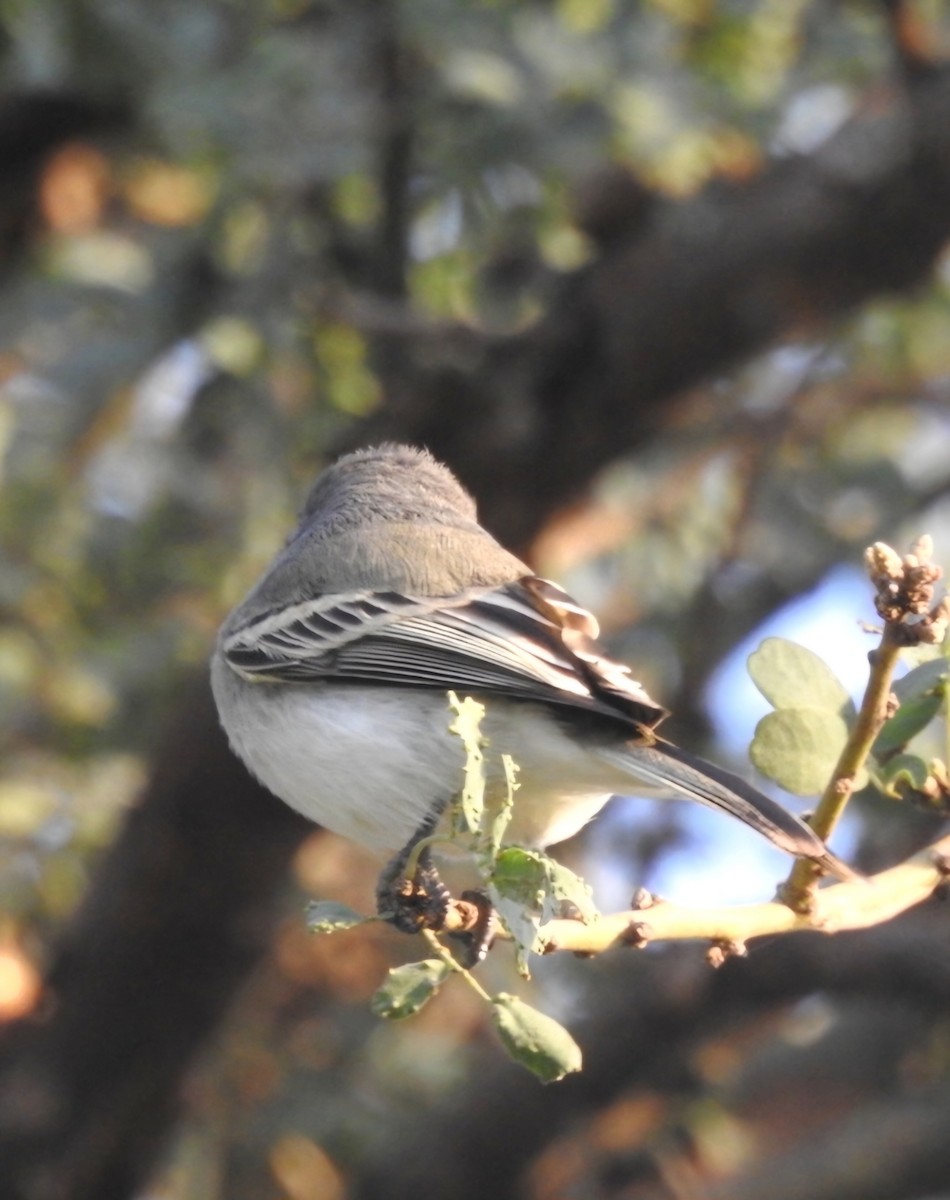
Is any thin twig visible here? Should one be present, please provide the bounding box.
[421,929,493,1002]
[780,536,947,910]
[781,624,905,909]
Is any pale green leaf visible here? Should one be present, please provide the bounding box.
[488,847,598,973]
[448,691,487,834]
[483,752,519,857]
[748,638,855,719]
[540,858,599,922]
[750,707,863,796]
[491,993,582,1083]
[487,890,542,977]
[489,848,547,971]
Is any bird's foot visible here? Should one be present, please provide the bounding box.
[376,817,451,934]
[377,835,496,968]
[378,845,453,936]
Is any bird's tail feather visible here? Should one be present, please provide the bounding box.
[597,737,857,882]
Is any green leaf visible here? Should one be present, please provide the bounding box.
[893,657,950,702]
[748,638,855,719]
[305,900,367,934]
[876,753,930,799]
[491,993,582,1083]
[490,847,597,916]
[482,752,519,857]
[873,692,944,758]
[489,847,548,971]
[540,858,598,922]
[448,692,487,834]
[370,959,451,1020]
[750,707,865,796]
[491,847,548,908]
[488,896,540,977]
[489,848,598,976]
[873,659,948,758]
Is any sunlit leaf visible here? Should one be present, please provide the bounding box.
[748,638,855,719]
[489,851,545,971]
[483,752,518,857]
[448,692,487,834]
[0,782,59,838]
[491,847,547,909]
[556,0,615,35]
[750,707,863,796]
[491,993,582,1083]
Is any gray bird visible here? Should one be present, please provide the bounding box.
[211,445,843,948]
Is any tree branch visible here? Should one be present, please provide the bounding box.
[0,679,310,1200]
[535,832,950,955]
[354,66,950,551]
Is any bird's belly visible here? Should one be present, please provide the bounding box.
[211,664,618,854]
[213,675,464,851]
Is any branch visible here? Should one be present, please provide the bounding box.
[365,0,413,300]
[782,537,949,906]
[354,66,950,551]
[780,623,903,906]
[356,911,950,1200]
[534,833,950,955]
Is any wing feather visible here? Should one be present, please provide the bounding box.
[221,578,666,728]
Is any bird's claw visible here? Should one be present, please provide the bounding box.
[377,836,496,967]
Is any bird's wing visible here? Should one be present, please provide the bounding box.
[221,575,666,728]
[222,576,854,875]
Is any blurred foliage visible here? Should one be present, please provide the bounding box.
[1,0,950,1196]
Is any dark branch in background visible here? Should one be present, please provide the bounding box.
[364,0,412,299]
[360,0,416,394]
[0,682,310,1200]
[4,56,950,1200]
[351,67,950,552]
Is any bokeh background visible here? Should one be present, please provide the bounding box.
[2,1,950,1198]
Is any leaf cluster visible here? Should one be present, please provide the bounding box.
[308,691,591,1083]
[750,636,950,812]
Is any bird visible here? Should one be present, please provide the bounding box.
[211,444,844,951]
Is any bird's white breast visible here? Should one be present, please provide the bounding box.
[210,656,620,855]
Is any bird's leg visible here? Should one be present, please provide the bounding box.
[376,813,452,936]
[376,816,497,967]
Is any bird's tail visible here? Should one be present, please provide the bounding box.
[596,736,857,883]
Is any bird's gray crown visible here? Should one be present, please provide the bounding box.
[297,443,479,535]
